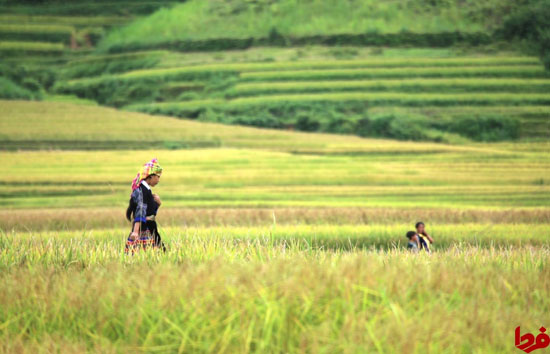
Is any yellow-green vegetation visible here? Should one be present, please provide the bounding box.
[50,54,550,142]
[2,0,549,143]
[59,61,546,83]
[232,78,550,95]
[3,146,549,210]
[0,2,159,62]
[3,207,550,232]
[97,0,507,51]
[0,14,129,27]
[0,78,38,100]
[2,8,548,143]
[1,100,548,210]
[0,229,549,352]
[1,100,549,352]
[0,40,64,53]
[0,24,74,39]
[0,100,463,151]
[1,1,550,351]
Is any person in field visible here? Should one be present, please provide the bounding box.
[415,221,434,253]
[125,158,166,253]
[406,230,419,252]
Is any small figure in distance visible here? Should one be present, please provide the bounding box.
[406,230,419,252]
[415,221,434,253]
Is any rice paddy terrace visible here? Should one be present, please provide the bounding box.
[41,52,550,142]
[1,1,548,143]
[1,100,549,230]
[1,2,550,352]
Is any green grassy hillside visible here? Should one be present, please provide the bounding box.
[0,99,471,152]
[0,0,182,16]
[51,52,550,142]
[97,0,518,53]
[1,1,548,143]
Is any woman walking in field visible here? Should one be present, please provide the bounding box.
[125,158,166,253]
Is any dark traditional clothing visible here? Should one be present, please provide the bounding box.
[417,233,431,253]
[126,164,166,254]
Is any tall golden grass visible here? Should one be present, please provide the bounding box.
[0,229,548,353]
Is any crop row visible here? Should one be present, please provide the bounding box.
[138,56,541,73]
[0,1,177,16]
[234,57,541,71]
[0,41,64,54]
[0,24,74,35]
[107,58,543,78]
[0,15,129,27]
[231,78,550,96]
[130,93,550,111]
[57,64,548,92]
[240,66,548,81]
[0,24,74,44]
[122,93,548,141]
[59,51,166,79]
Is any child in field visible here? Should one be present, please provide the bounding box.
[415,221,434,253]
[406,231,419,252]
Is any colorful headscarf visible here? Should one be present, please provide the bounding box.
[131,158,163,192]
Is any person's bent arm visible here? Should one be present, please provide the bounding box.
[153,194,162,206]
[130,222,140,240]
[424,233,434,243]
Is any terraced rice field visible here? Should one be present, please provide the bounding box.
[0,9,152,56]
[2,12,548,141]
[48,54,550,140]
[2,2,550,352]
[1,100,549,352]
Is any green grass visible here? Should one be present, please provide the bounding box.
[371,105,550,116]
[58,62,546,86]
[4,100,545,151]
[153,47,469,68]
[4,223,550,259]
[0,77,39,100]
[3,3,549,352]
[1,141,549,209]
[1,101,549,210]
[0,100,548,352]
[228,92,550,106]
[0,228,549,352]
[58,50,165,79]
[231,78,550,96]
[154,56,542,72]
[129,92,550,110]
[0,24,74,44]
[0,14,130,27]
[240,65,548,81]
[1,100,443,151]
[46,52,549,142]
[97,0,506,52]
[0,1,179,16]
[0,23,74,34]
[2,207,549,232]
[42,94,98,105]
[367,106,550,140]
[0,40,65,54]
[232,57,541,70]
